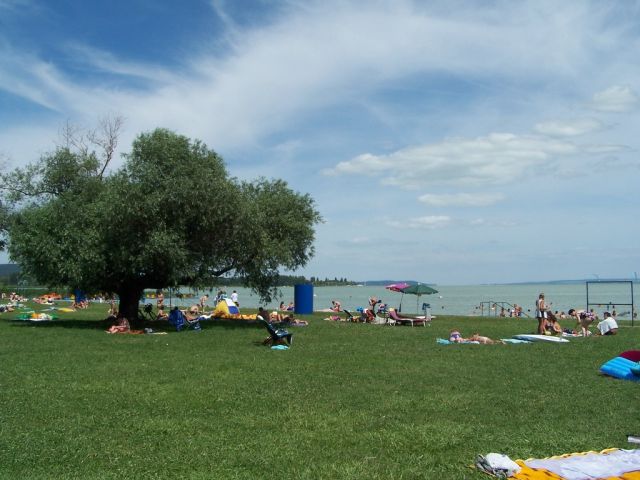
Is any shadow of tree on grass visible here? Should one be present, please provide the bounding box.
[5,316,263,332]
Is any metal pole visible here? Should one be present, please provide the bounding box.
[586,282,590,312]
[632,281,635,327]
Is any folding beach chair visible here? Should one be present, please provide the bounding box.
[388,308,429,327]
[168,307,201,332]
[343,309,358,322]
[258,316,293,346]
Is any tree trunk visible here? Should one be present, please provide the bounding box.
[117,284,144,327]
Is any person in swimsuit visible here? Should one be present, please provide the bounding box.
[449,330,464,343]
[535,293,548,334]
[568,308,595,336]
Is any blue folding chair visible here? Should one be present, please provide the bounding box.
[168,307,201,332]
[258,316,292,346]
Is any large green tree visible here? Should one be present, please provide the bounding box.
[4,128,321,321]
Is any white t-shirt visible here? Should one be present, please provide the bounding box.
[597,317,618,335]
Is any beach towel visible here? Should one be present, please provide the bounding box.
[512,448,640,479]
[436,338,480,345]
[271,345,289,350]
[513,334,569,343]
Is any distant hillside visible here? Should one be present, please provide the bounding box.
[359,280,433,286]
[0,264,20,276]
[502,278,639,285]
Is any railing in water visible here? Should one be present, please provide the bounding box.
[479,301,530,318]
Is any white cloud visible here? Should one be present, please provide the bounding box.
[1,1,640,284]
[469,218,518,228]
[387,215,451,229]
[326,133,579,188]
[418,192,505,207]
[582,144,630,154]
[65,44,178,85]
[591,85,638,112]
[0,123,60,166]
[0,1,627,157]
[534,118,603,137]
[348,237,371,244]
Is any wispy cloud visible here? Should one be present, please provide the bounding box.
[0,44,121,115]
[325,133,579,188]
[387,215,451,229]
[1,1,630,153]
[1,1,640,281]
[469,218,518,228]
[590,85,638,112]
[534,118,604,137]
[418,192,505,207]
[64,44,178,85]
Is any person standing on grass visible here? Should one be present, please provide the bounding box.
[535,293,548,334]
[230,290,239,306]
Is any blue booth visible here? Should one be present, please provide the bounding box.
[294,284,314,315]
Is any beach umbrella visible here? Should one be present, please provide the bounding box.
[401,283,438,313]
[385,282,411,311]
[385,282,410,292]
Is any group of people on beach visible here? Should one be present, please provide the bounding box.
[448,292,622,343]
[279,301,295,311]
[535,293,618,336]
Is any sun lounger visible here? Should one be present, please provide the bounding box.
[388,309,430,327]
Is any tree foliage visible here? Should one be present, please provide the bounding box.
[3,127,322,321]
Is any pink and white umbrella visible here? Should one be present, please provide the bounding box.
[385,282,411,311]
[385,282,410,293]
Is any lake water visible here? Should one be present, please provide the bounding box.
[162,282,637,320]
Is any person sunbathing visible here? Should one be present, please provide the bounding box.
[280,314,308,326]
[449,330,465,343]
[184,306,201,322]
[106,315,130,334]
[469,333,500,344]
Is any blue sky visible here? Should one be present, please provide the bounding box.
[1,0,639,284]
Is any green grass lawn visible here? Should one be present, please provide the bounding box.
[1,303,638,479]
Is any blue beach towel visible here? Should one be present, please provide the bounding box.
[436,338,480,345]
